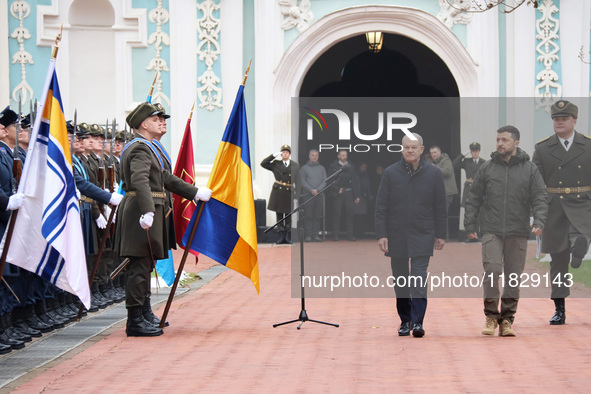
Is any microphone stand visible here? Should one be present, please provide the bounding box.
[267,167,345,329]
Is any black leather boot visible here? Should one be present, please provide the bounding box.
[275,231,286,244]
[142,297,169,327]
[126,306,163,337]
[549,298,566,325]
[36,300,64,329]
[23,304,53,333]
[12,306,42,338]
[0,314,25,349]
[0,339,11,354]
[3,312,32,343]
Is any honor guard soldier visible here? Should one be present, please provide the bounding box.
[454,142,486,242]
[532,100,591,325]
[116,102,211,337]
[261,144,301,244]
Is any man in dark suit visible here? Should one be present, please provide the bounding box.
[260,144,301,244]
[328,150,360,241]
[375,133,447,338]
[532,100,591,325]
[116,102,211,337]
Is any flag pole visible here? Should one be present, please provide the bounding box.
[0,25,63,282]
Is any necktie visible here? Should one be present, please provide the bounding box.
[474,159,477,164]
[284,162,288,167]
[564,140,569,149]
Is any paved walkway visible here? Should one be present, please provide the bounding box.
[2,241,591,393]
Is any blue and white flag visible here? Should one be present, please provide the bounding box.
[0,59,90,308]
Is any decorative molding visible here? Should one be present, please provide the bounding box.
[10,0,34,103]
[196,0,222,111]
[437,0,472,29]
[279,0,313,32]
[147,0,170,106]
[535,0,561,111]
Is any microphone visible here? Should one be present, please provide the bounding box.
[325,163,351,183]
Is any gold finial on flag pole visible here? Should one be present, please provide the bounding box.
[51,24,63,59]
[189,100,196,120]
[241,59,253,86]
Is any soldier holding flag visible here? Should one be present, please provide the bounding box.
[116,102,211,337]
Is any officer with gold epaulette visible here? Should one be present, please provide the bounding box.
[532,100,591,325]
[261,144,301,244]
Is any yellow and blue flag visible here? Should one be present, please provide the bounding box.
[0,62,90,308]
[182,85,259,293]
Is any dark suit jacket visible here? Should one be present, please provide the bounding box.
[532,131,591,253]
[453,154,485,207]
[375,158,447,258]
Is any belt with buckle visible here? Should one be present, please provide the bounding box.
[126,190,166,199]
[80,196,94,204]
[546,186,591,194]
[274,180,292,187]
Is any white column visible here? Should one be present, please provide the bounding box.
[0,0,9,106]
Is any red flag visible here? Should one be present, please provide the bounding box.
[173,117,199,259]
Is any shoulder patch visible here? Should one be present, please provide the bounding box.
[0,147,6,154]
[536,136,551,144]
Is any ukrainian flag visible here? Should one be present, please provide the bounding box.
[182,85,259,293]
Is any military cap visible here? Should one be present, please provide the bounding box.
[469,142,481,151]
[115,131,125,141]
[0,106,18,127]
[280,144,291,153]
[153,103,170,119]
[78,122,90,133]
[551,100,578,119]
[20,114,31,129]
[89,124,104,137]
[66,120,77,134]
[126,102,162,129]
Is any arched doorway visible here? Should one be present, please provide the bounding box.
[296,32,461,239]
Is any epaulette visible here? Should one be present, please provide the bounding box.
[583,134,591,140]
[536,136,551,144]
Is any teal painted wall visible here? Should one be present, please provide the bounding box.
[8,0,52,109]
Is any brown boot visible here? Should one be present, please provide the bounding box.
[481,317,498,336]
[498,319,516,337]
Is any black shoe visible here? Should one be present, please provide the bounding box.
[0,330,25,349]
[23,304,53,333]
[398,321,411,336]
[571,235,588,269]
[305,236,312,242]
[412,323,425,337]
[0,341,11,355]
[14,322,42,338]
[313,236,323,242]
[142,298,169,328]
[549,310,566,325]
[126,307,163,337]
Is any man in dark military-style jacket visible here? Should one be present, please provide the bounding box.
[115,102,211,337]
[532,100,591,326]
[261,144,301,244]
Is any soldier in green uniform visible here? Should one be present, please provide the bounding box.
[532,100,591,325]
[261,144,301,244]
[116,102,211,337]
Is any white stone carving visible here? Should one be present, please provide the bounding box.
[535,0,561,112]
[437,0,472,29]
[279,0,313,32]
[10,0,34,104]
[147,0,170,106]
[196,0,222,111]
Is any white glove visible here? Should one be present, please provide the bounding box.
[195,187,212,202]
[139,212,154,230]
[95,215,107,229]
[104,204,112,219]
[75,189,81,200]
[109,192,123,206]
[464,150,471,157]
[7,193,25,211]
[274,151,282,158]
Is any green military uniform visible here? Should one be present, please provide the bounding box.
[531,100,591,324]
[453,143,485,208]
[115,102,197,337]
